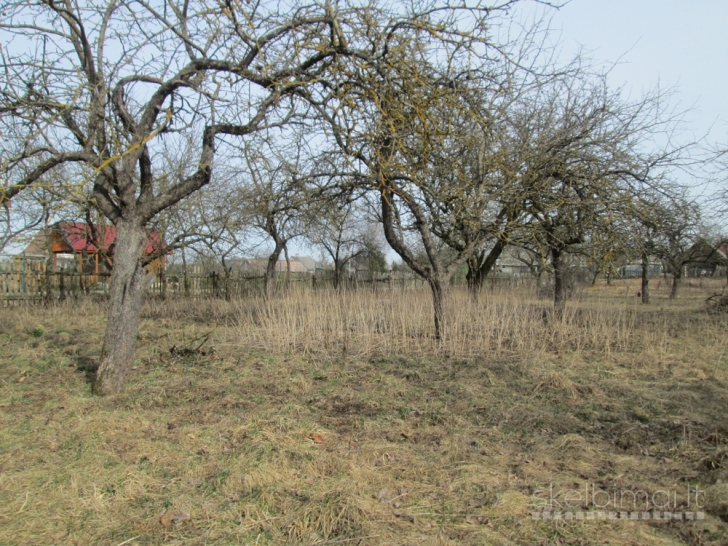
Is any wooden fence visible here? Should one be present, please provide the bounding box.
[1,257,112,307]
[147,266,429,300]
[0,258,433,306]
[5,256,635,308]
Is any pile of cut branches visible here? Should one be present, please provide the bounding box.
[168,332,215,363]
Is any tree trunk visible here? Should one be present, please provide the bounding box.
[211,271,219,297]
[591,267,601,286]
[93,220,149,395]
[641,252,650,304]
[283,244,291,292]
[264,245,283,300]
[552,247,565,320]
[378,187,455,341]
[181,248,190,298]
[428,275,448,341]
[334,260,344,290]
[331,245,344,291]
[466,253,484,295]
[159,267,167,300]
[670,269,681,299]
[466,239,505,297]
[223,268,232,301]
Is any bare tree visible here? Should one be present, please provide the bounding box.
[0,0,400,393]
[502,68,690,318]
[653,194,702,299]
[367,79,493,339]
[310,25,525,338]
[179,181,250,300]
[306,193,368,289]
[233,140,315,299]
[1,188,47,255]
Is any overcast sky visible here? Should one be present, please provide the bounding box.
[523,0,727,150]
[8,1,728,256]
[316,1,728,262]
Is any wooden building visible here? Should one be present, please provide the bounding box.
[683,240,728,277]
[24,222,166,276]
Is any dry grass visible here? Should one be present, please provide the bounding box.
[1,278,727,545]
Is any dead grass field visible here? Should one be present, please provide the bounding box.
[1,279,727,545]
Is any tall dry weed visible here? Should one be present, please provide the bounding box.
[159,285,723,363]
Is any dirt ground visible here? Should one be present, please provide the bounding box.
[1,279,727,545]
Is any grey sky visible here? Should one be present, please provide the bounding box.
[306,1,728,262]
[530,0,727,144]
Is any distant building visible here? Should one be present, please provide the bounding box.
[274,257,308,273]
[683,240,728,277]
[24,222,166,275]
[619,260,663,279]
[240,256,314,275]
[292,255,318,273]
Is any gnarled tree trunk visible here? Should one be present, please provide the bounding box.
[379,188,460,341]
[93,219,149,395]
[333,258,346,290]
[283,244,291,292]
[591,266,601,286]
[466,239,505,297]
[466,254,485,294]
[264,247,282,300]
[428,275,449,341]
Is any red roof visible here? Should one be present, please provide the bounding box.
[55,222,164,255]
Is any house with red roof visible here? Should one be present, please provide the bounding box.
[24,222,167,276]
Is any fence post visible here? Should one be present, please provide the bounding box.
[211,271,218,297]
[160,268,167,300]
[44,254,54,304]
[20,254,27,294]
[59,272,66,301]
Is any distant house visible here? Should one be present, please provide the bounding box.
[683,240,728,277]
[240,256,312,275]
[292,255,317,273]
[619,259,663,279]
[23,222,166,275]
[495,255,532,277]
